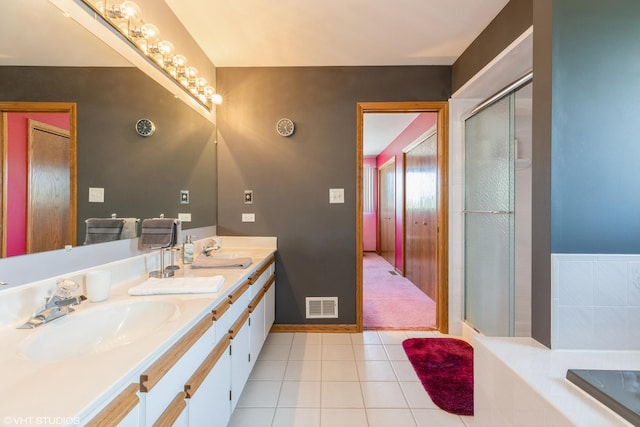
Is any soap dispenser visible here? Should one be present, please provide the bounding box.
[183,235,194,264]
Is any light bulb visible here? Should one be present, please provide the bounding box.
[120,1,141,20]
[158,40,174,56]
[211,94,223,105]
[186,66,199,78]
[141,23,160,41]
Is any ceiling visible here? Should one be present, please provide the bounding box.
[6,0,513,156]
[165,0,510,67]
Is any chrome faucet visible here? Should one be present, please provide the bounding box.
[202,239,221,256]
[17,279,86,329]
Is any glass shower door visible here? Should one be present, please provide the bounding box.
[464,94,515,336]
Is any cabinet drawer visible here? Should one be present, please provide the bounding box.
[228,280,251,320]
[248,256,275,297]
[140,314,214,425]
[85,383,139,427]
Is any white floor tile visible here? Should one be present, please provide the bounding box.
[289,344,322,360]
[377,331,409,345]
[399,382,437,409]
[360,381,408,408]
[391,360,420,381]
[384,344,409,361]
[259,344,292,361]
[323,333,353,345]
[293,332,322,346]
[272,407,321,427]
[266,332,295,345]
[353,344,389,361]
[236,380,282,407]
[320,408,368,427]
[366,408,417,427]
[322,344,355,361]
[284,360,322,381]
[227,408,275,427]
[278,381,322,408]
[250,360,288,381]
[350,331,383,345]
[321,381,364,408]
[321,360,359,381]
[356,360,397,381]
[405,330,439,339]
[412,409,468,427]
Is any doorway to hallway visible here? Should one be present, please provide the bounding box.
[356,101,449,333]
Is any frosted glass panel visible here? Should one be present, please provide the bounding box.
[464,94,515,336]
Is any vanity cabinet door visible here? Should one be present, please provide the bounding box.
[229,311,251,411]
[264,276,276,336]
[249,293,266,371]
[185,335,232,427]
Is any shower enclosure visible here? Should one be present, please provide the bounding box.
[463,79,532,337]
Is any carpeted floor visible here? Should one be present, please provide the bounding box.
[363,252,436,330]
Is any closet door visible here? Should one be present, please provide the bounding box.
[404,132,438,300]
[378,158,395,267]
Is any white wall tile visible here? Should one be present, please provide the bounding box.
[593,262,628,306]
[627,263,640,306]
[592,307,628,350]
[558,261,594,306]
[557,306,592,349]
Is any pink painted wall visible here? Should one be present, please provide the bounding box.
[363,156,378,251]
[6,112,70,257]
[375,113,437,272]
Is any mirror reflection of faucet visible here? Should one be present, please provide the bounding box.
[17,279,86,329]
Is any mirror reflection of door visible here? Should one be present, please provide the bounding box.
[404,130,438,301]
[378,158,396,267]
[0,103,76,258]
[27,120,74,254]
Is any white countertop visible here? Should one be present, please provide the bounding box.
[0,246,275,425]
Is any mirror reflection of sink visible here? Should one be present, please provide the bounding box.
[18,300,179,362]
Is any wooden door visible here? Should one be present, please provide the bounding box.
[378,158,395,267]
[404,132,438,300]
[27,120,74,254]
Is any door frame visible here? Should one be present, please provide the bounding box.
[356,101,449,333]
[377,156,395,265]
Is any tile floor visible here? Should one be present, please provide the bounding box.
[228,330,473,427]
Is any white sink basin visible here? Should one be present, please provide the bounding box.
[18,300,180,362]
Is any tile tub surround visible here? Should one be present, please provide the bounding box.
[473,334,640,427]
[552,254,640,350]
[0,236,275,423]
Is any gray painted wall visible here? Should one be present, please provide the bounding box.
[551,0,640,253]
[452,0,533,93]
[216,66,450,325]
[0,67,217,247]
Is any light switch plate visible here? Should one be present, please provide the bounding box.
[329,188,344,204]
[178,213,191,222]
[244,190,253,204]
[180,190,189,204]
[242,213,255,222]
[89,187,104,203]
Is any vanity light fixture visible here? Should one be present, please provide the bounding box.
[81,0,222,110]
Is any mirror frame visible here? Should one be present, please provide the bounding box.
[1,101,77,257]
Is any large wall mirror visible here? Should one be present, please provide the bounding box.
[0,1,218,260]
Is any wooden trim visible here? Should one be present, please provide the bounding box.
[270,324,358,333]
[1,112,6,258]
[357,101,449,334]
[140,314,212,392]
[228,279,251,304]
[229,309,250,338]
[248,287,266,313]
[212,298,231,321]
[85,383,139,427]
[152,392,186,427]
[263,274,276,293]
[184,334,231,398]
[250,255,275,283]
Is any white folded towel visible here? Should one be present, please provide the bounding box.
[128,276,224,296]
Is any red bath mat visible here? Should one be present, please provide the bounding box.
[402,338,474,416]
